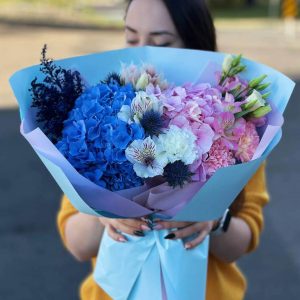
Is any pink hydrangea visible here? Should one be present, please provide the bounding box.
[235,121,260,162]
[162,84,223,125]
[160,84,218,156]
[161,86,187,118]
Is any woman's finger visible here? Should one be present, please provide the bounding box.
[120,219,151,231]
[112,220,146,237]
[184,230,210,250]
[154,221,192,230]
[106,224,127,243]
[100,217,150,234]
[164,223,202,240]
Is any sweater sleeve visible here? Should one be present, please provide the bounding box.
[57,194,79,248]
[233,162,269,253]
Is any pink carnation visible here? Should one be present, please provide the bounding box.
[203,138,236,178]
[235,122,260,162]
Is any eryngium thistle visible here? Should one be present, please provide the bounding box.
[163,160,194,188]
[140,110,164,136]
[101,72,123,86]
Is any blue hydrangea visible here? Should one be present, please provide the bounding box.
[56,82,145,191]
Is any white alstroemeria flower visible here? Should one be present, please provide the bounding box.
[117,105,132,123]
[120,63,140,86]
[131,91,163,123]
[154,125,198,165]
[120,63,168,90]
[243,90,266,112]
[222,55,234,73]
[125,137,167,178]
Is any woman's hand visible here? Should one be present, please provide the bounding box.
[99,217,151,242]
[154,220,216,249]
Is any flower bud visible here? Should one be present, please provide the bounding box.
[249,74,267,89]
[222,55,234,73]
[256,82,271,92]
[262,92,271,100]
[135,72,149,90]
[231,54,242,67]
[249,105,272,118]
[229,65,246,76]
[242,90,265,112]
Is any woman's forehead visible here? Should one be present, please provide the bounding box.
[125,0,177,34]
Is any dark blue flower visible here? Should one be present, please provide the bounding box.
[30,45,85,144]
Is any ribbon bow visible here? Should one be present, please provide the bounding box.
[94,229,209,300]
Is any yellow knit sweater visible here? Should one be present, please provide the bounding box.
[57,163,269,300]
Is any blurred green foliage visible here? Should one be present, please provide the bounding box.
[0,0,95,7]
[0,0,123,6]
[209,0,268,7]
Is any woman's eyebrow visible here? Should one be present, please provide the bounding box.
[149,31,175,37]
[125,26,175,37]
[125,25,138,33]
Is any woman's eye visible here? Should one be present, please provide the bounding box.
[127,40,139,46]
[155,42,172,47]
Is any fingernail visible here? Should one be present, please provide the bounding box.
[164,233,176,239]
[118,237,127,243]
[185,243,192,250]
[134,230,145,237]
[153,224,164,230]
[141,225,151,231]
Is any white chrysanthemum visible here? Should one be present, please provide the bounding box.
[125,137,167,178]
[154,125,198,165]
[131,91,163,123]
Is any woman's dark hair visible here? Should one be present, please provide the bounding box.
[126,0,217,51]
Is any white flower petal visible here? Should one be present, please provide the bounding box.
[155,125,198,166]
[118,105,132,123]
[223,55,234,73]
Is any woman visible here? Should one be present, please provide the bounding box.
[57,0,269,299]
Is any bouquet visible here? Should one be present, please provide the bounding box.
[10,46,295,300]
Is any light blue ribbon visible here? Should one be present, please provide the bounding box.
[94,230,209,300]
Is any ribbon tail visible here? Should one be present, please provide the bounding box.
[128,244,163,300]
[94,230,156,300]
[157,232,209,300]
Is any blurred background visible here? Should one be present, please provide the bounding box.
[0,0,299,299]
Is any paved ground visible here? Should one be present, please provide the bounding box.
[0,21,300,299]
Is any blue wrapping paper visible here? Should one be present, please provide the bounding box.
[9,47,295,300]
